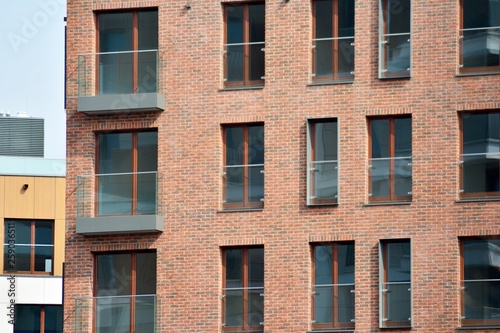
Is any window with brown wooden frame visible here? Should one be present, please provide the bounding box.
[222,124,264,210]
[459,0,500,73]
[14,304,63,333]
[311,242,355,330]
[460,111,500,198]
[312,0,355,82]
[96,9,158,95]
[223,2,265,88]
[379,239,411,328]
[460,237,500,327]
[3,219,54,275]
[222,246,264,332]
[96,130,158,216]
[94,251,157,333]
[368,116,412,203]
[307,119,339,205]
[379,0,411,78]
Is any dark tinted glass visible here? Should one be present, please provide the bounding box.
[386,241,411,282]
[99,13,133,52]
[338,0,355,37]
[225,127,244,166]
[371,119,389,158]
[96,253,131,296]
[314,121,338,161]
[248,125,264,165]
[248,247,264,288]
[315,0,333,39]
[315,245,333,285]
[45,305,63,333]
[386,0,411,34]
[463,113,499,154]
[226,6,244,44]
[225,249,243,288]
[136,252,157,295]
[395,118,412,157]
[14,305,41,332]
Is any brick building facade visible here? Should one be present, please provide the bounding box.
[65,0,500,332]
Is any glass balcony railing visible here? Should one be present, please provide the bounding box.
[74,295,158,333]
[312,284,355,326]
[77,171,163,218]
[223,42,265,83]
[381,282,411,327]
[222,287,264,327]
[460,152,500,195]
[222,164,264,208]
[460,27,500,71]
[309,160,338,204]
[461,279,500,326]
[368,157,412,200]
[78,49,160,97]
[312,37,354,81]
[380,33,411,77]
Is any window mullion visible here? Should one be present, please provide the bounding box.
[131,253,137,333]
[242,248,249,330]
[389,119,396,199]
[30,221,35,273]
[332,0,339,78]
[132,12,139,93]
[132,133,138,215]
[243,5,250,85]
[40,305,46,333]
[243,127,250,207]
[332,244,339,327]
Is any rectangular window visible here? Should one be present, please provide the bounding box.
[460,112,500,197]
[460,0,499,73]
[222,247,264,332]
[307,119,338,205]
[461,237,500,327]
[224,3,265,87]
[3,220,54,274]
[379,0,411,78]
[14,305,63,333]
[379,239,411,328]
[311,242,355,330]
[96,130,158,216]
[97,9,158,94]
[95,251,157,333]
[368,116,412,202]
[312,0,355,82]
[223,124,264,210]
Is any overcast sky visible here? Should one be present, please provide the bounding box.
[0,0,66,159]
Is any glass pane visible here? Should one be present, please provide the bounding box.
[98,50,133,95]
[371,158,390,197]
[34,245,53,272]
[225,166,244,203]
[138,11,158,50]
[96,296,130,333]
[249,43,265,81]
[249,126,264,165]
[463,0,498,29]
[248,165,264,203]
[4,245,31,272]
[387,242,411,282]
[98,133,133,173]
[463,154,500,193]
[226,6,244,44]
[45,305,63,333]
[138,11,158,93]
[314,284,355,324]
[315,39,333,77]
[395,118,412,156]
[315,245,333,285]
[248,247,264,288]
[137,173,157,214]
[315,285,333,323]
[248,288,264,326]
[338,284,355,323]
[395,157,412,197]
[225,289,243,326]
[226,44,244,82]
[386,0,411,34]
[98,174,133,215]
[138,50,158,93]
[338,0,355,37]
[463,239,500,280]
[138,132,158,172]
[315,0,333,39]
[35,221,53,245]
[463,280,500,321]
[225,249,243,288]
[384,34,411,74]
[338,243,355,284]
[249,4,265,43]
[14,305,41,332]
[6,220,31,244]
[136,252,157,295]
[96,254,131,296]
[99,13,133,52]
[463,113,499,154]
[462,28,500,68]
[135,295,156,333]
[314,122,337,161]
[371,119,389,158]
[226,128,244,166]
[383,282,411,324]
[312,161,338,200]
[337,38,355,76]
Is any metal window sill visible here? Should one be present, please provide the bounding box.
[308,80,354,86]
[456,71,500,77]
[456,197,500,203]
[219,86,264,91]
[307,329,354,333]
[218,208,264,213]
[364,201,411,207]
[457,326,500,330]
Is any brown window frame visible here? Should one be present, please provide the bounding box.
[459,0,500,74]
[459,111,500,199]
[95,9,158,94]
[3,219,54,275]
[311,242,355,330]
[222,246,264,333]
[368,115,412,203]
[312,0,355,82]
[14,304,63,333]
[222,124,264,210]
[95,130,158,216]
[223,2,265,88]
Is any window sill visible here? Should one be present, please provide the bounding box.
[456,197,500,203]
[307,329,354,333]
[307,203,339,207]
[219,85,264,91]
[364,201,411,207]
[456,71,500,77]
[457,326,500,330]
[218,208,264,213]
[378,75,411,80]
[308,80,354,86]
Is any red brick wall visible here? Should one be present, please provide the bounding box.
[65,0,500,332]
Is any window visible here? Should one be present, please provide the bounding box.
[379,0,411,78]
[97,9,158,94]
[3,220,53,274]
[14,305,63,333]
[222,247,264,332]
[95,251,156,333]
[312,0,355,82]
[96,130,158,216]
[460,112,500,197]
[379,239,411,328]
[460,0,499,73]
[307,119,338,205]
[223,124,264,210]
[224,3,265,87]
[461,237,500,327]
[368,116,412,202]
[311,242,355,330]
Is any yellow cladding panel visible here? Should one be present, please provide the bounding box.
[0,177,4,216]
[0,218,3,272]
[34,177,56,218]
[53,218,65,276]
[5,176,35,218]
[55,178,66,220]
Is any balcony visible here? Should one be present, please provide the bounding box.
[76,171,164,235]
[308,160,338,205]
[312,36,355,82]
[460,27,500,73]
[75,295,158,333]
[380,32,411,78]
[77,50,165,114]
[368,156,412,202]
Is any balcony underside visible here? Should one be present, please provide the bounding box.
[77,93,165,114]
[76,215,164,236]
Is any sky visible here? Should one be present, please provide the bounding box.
[0,0,66,159]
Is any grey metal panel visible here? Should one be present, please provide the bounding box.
[77,93,165,114]
[0,117,44,157]
[76,215,164,235]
